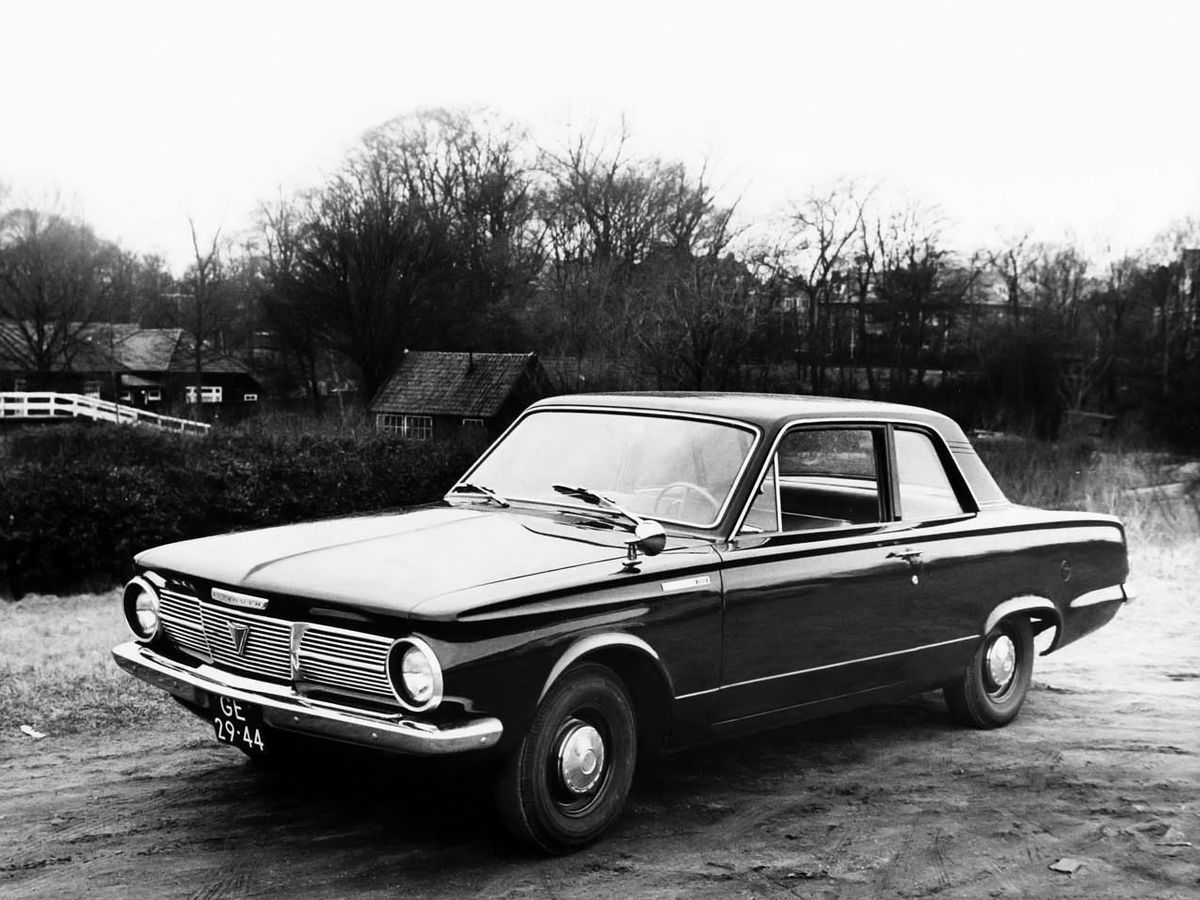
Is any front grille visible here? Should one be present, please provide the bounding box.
[297,626,394,699]
[202,603,293,681]
[156,581,397,702]
[159,585,209,657]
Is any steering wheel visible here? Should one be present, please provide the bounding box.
[652,481,720,523]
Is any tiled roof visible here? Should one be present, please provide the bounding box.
[120,328,183,371]
[0,321,251,376]
[0,321,25,371]
[166,335,250,375]
[370,351,540,417]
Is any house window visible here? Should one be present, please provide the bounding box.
[376,413,433,440]
[147,390,162,403]
[13,377,26,392]
[83,380,102,397]
[244,393,259,402]
[462,418,485,431]
[185,386,223,404]
[118,392,132,402]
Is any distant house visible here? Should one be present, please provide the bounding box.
[0,322,261,409]
[369,351,551,440]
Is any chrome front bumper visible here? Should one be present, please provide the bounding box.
[112,641,503,755]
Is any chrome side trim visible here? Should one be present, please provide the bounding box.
[675,687,719,701]
[112,642,501,756]
[721,635,977,692]
[984,596,1058,635]
[1070,584,1129,609]
[539,633,662,703]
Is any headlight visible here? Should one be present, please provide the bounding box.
[386,637,443,711]
[123,576,162,642]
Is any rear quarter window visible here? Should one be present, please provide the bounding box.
[895,429,966,520]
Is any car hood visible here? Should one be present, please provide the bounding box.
[136,505,689,618]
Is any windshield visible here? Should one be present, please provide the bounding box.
[457,409,757,528]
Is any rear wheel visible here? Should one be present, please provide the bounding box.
[944,616,1034,728]
[495,663,637,853]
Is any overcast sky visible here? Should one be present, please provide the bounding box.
[3,0,1198,273]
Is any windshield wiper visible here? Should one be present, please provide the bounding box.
[551,484,637,527]
[552,484,667,569]
[448,482,510,508]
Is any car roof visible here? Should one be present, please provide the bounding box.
[529,392,968,442]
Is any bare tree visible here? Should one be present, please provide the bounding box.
[0,208,118,384]
[179,220,240,408]
[988,233,1035,324]
[536,124,738,373]
[259,194,328,412]
[785,182,867,392]
[873,205,979,395]
[628,252,772,391]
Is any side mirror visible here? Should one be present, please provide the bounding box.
[622,520,666,570]
[632,520,666,556]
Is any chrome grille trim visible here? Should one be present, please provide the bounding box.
[199,603,292,681]
[154,582,398,701]
[297,624,394,699]
[159,586,211,659]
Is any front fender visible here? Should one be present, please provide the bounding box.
[538,632,670,702]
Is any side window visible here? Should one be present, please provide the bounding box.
[895,429,965,520]
[741,427,881,534]
[740,459,779,533]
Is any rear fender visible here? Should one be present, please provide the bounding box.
[985,596,1063,655]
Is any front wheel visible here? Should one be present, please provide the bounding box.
[494,663,637,853]
[944,617,1034,729]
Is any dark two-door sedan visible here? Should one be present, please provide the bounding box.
[113,394,1132,851]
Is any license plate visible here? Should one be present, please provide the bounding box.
[212,694,268,754]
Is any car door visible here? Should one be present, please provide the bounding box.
[714,422,973,725]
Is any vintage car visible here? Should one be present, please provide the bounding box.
[113,393,1132,851]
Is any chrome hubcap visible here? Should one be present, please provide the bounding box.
[986,634,1017,690]
[557,720,606,795]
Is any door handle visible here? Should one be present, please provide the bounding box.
[886,549,923,569]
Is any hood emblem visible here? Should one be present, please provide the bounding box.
[228,622,250,656]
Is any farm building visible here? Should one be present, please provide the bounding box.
[0,322,261,410]
[369,351,551,440]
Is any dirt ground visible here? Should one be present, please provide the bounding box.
[2,556,1197,900]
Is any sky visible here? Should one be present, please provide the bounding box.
[3,0,1199,274]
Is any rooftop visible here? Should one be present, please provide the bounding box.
[371,351,542,417]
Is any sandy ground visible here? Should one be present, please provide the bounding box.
[1,554,1197,899]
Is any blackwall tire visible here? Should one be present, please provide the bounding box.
[944,616,1034,729]
[494,663,637,853]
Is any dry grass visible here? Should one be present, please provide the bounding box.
[977,438,1200,551]
[0,590,173,739]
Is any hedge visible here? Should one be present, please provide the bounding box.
[0,424,482,598]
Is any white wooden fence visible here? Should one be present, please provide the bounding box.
[0,392,211,435]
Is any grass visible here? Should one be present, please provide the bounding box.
[0,590,174,739]
[976,437,1200,550]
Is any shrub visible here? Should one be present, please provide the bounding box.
[0,423,481,598]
